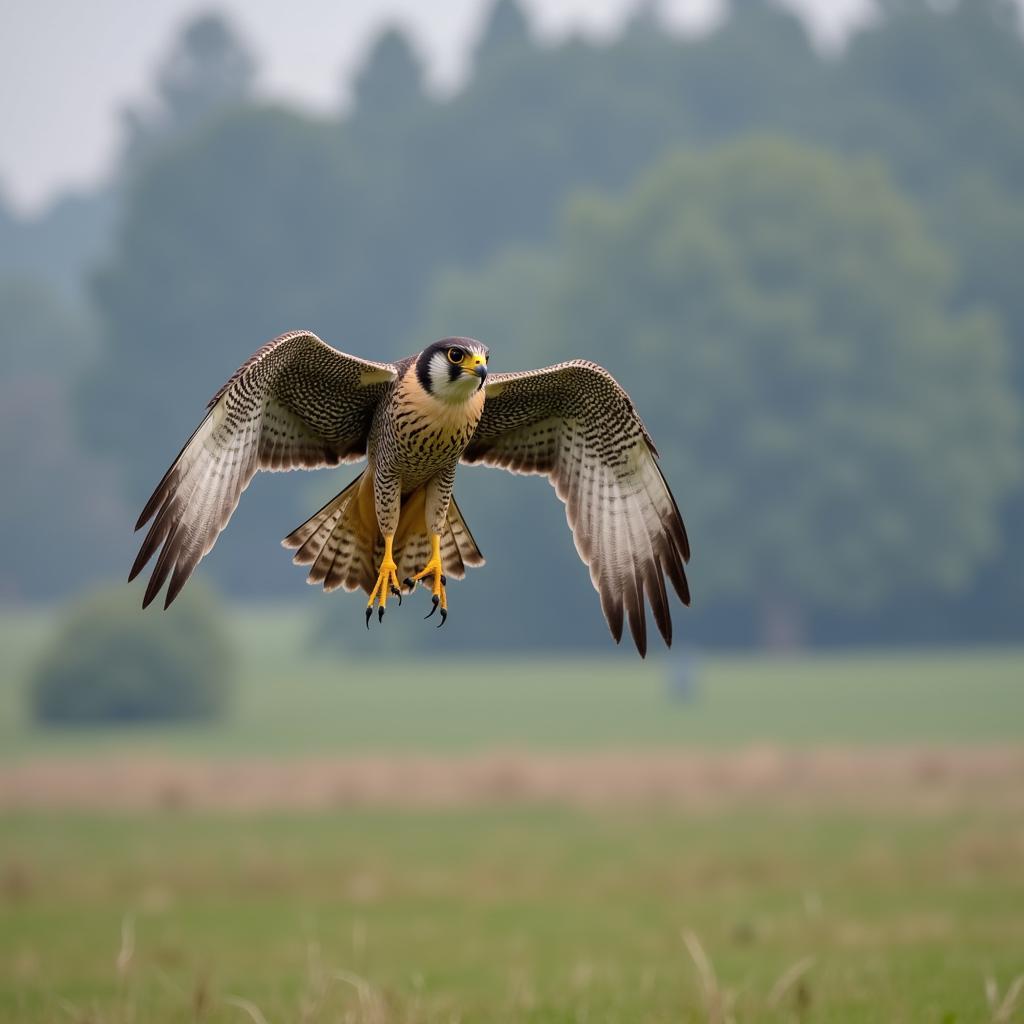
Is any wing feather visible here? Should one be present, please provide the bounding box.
[130,330,396,608]
[463,360,689,656]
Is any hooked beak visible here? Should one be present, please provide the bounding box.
[466,355,488,381]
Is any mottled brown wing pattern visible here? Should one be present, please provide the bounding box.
[130,330,396,609]
[463,361,690,656]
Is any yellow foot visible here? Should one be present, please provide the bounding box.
[403,534,448,627]
[366,534,401,627]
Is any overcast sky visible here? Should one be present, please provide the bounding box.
[2,0,874,215]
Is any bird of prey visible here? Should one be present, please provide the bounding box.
[130,331,690,655]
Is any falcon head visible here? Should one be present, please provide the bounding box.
[416,338,489,402]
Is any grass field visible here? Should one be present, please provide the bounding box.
[4,808,1024,1023]
[2,607,1024,757]
[2,608,1023,1021]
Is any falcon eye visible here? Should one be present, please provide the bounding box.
[447,347,465,364]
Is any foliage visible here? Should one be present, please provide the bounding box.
[24,0,1021,642]
[0,375,126,603]
[831,0,1024,199]
[0,188,117,301]
[30,585,233,724]
[80,107,363,595]
[351,26,426,118]
[120,11,256,175]
[0,277,125,601]
[471,0,533,74]
[0,274,96,377]
[436,140,1020,627]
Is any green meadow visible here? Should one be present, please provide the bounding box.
[4,808,1023,1023]
[2,609,1023,1021]
[2,608,1023,757]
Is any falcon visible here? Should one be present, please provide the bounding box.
[130,331,690,655]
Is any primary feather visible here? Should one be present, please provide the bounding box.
[129,331,395,608]
[464,361,689,656]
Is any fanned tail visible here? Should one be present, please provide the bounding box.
[446,497,485,570]
[282,471,378,593]
[283,480,484,595]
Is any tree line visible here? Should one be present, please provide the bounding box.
[2,0,1022,649]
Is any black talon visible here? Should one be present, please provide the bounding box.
[378,606,385,622]
[437,607,448,628]
[390,585,402,606]
[365,606,372,629]
[425,594,439,620]
[440,575,447,586]
[403,577,415,592]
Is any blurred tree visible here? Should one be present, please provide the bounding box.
[937,172,1024,385]
[350,26,426,119]
[158,12,255,124]
[471,0,534,75]
[832,0,1024,199]
[676,0,827,144]
[81,107,372,593]
[826,0,1024,643]
[424,247,558,362]
[1,12,257,303]
[120,11,257,174]
[31,584,233,724]
[428,140,1020,645]
[0,188,117,301]
[0,188,13,232]
[0,277,125,602]
[0,275,97,377]
[0,375,127,604]
[73,0,1024,641]
[559,141,1020,640]
[414,32,689,274]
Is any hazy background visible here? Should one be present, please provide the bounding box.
[3,0,871,213]
[3,3,1024,1019]
[2,0,1022,651]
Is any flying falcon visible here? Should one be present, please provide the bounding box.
[130,332,690,655]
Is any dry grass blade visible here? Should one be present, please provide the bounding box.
[681,928,724,1024]
[224,995,272,1024]
[986,975,1000,1012]
[192,972,211,1022]
[992,974,1024,1023]
[333,968,387,1023]
[116,914,135,977]
[766,955,816,1009]
[300,940,329,1022]
[54,996,84,1020]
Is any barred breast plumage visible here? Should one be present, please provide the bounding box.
[375,359,486,495]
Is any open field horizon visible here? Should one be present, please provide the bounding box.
[3,607,1024,760]
[3,609,1022,1020]
[6,1,1024,1016]
[4,747,1024,815]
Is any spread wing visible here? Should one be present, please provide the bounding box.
[463,360,689,656]
[130,330,396,609]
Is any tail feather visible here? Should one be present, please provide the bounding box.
[447,497,485,569]
[283,473,363,557]
[283,481,484,595]
[283,471,376,593]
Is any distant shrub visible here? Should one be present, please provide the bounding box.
[31,585,234,725]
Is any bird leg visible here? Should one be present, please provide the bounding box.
[366,533,401,626]
[404,533,448,627]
